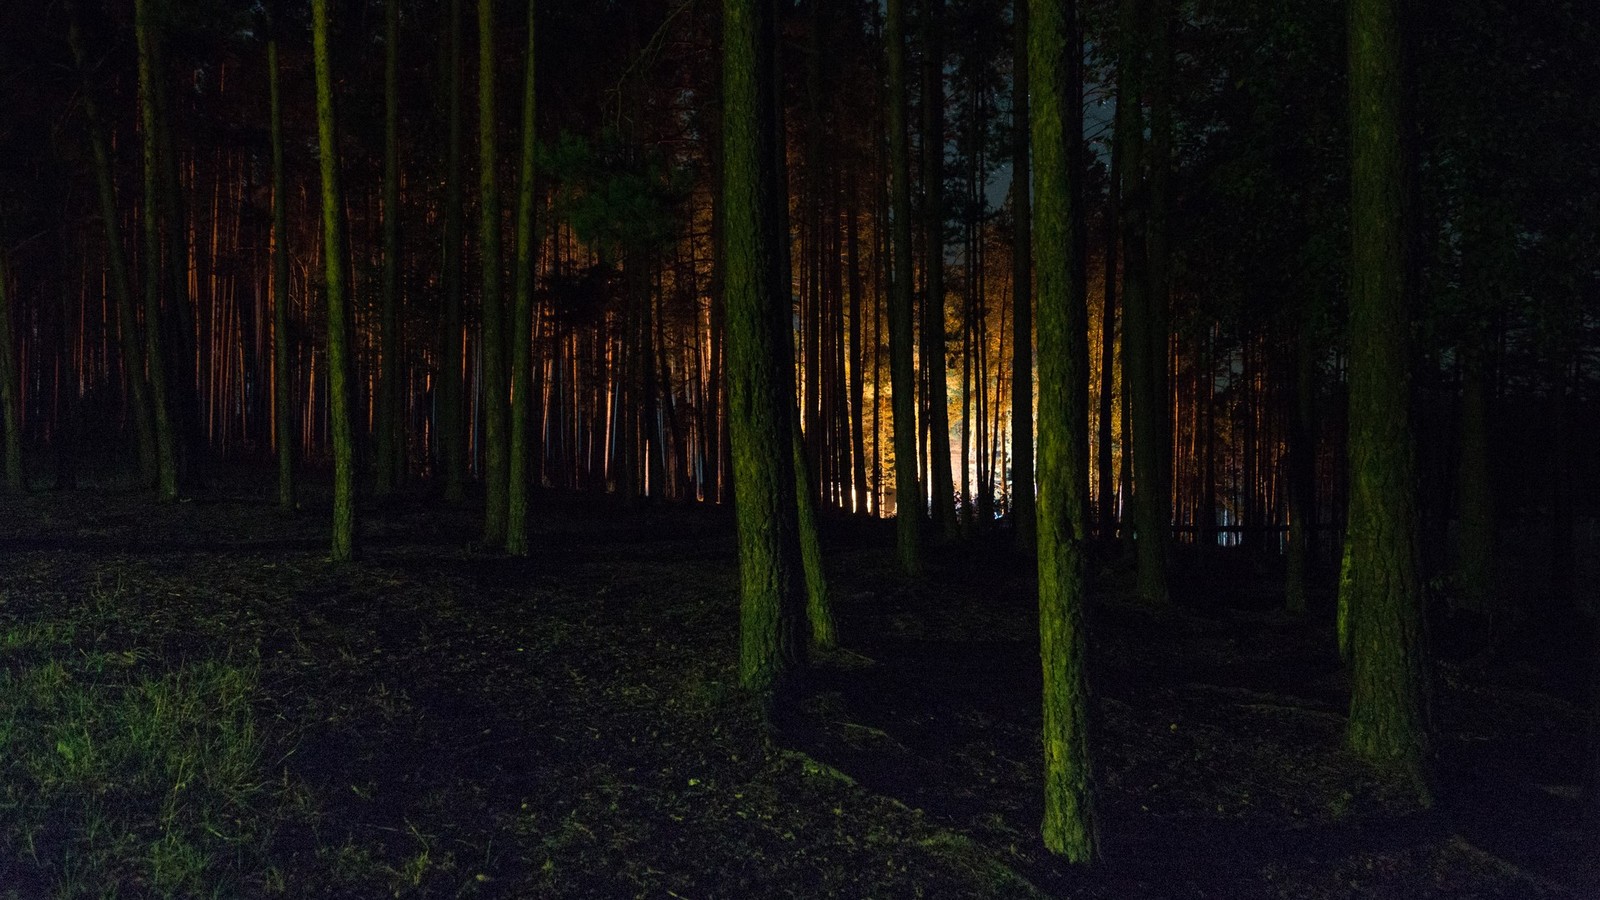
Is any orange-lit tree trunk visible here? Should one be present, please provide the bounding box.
[887,0,924,574]
[847,185,870,516]
[268,30,294,512]
[313,0,358,562]
[1096,102,1119,543]
[1030,0,1097,862]
[134,0,180,502]
[921,0,957,539]
[507,0,538,556]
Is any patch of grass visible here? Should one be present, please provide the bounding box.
[0,613,274,898]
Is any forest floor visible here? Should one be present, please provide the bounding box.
[0,475,1594,899]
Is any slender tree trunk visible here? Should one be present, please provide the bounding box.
[133,0,180,502]
[440,0,467,501]
[1096,105,1119,543]
[1118,0,1169,604]
[1344,0,1430,799]
[1146,0,1174,561]
[1011,0,1035,553]
[269,34,295,512]
[848,185,870,516]
[376,0,402,494]
[507,0,538,555]
[725,0,806,698]
[1030,0,1097,862]
[922,0,957,538]
[313,0,359,562]
[479,0,509,542]
[887,0,924,574]
[152,32,203,487]
[68,8,157,488]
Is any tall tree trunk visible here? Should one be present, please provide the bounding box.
[479,0,509,543]
[1344,0,1430,799]
[133,0,180,502]
[1030,0,1097,862]
[1011,0,1035,553]
[1096,104,1119,543]
[1118,0,1169,604]
[887,0,924,574]
[725,0,806,699]
[67,7,157,487]
[440,0,467,502]
[507,0,538,555]
[376,0,402,494]
[268,33,295,512]
[922,0,957,538]
[313,0,359,561]
[151,30,203,487]
[848,185,870,516]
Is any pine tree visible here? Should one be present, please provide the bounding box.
[886,0,924,575]
[67,5,157,489]
[480,0,510,544]
[507,0,539,556]
[133,0,180,503]
[440,0,468,503]
[1344,0,1430,799]
[1030,0,1098,862]
[376,0,403,495]
[724,0,807,697]
[312,0,358,561]
[268,26,295,513]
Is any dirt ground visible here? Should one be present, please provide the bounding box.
[0,476,1594,898]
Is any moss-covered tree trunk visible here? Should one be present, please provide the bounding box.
[1029,0,1098,862]
[1010,0,1035,554]
[479,0,509,544]
[313,0,359,562]
[507,0,538,556]
[0,256,21,492]
[376,0,402,495]
[268,34,295,513]
[133,0,180,503]
[886,0,923,575]
[724,0,806,698]
[921,0,957,538]
[1345,0,1430,799]
[68,8,157,489]
[440,0,467,503]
